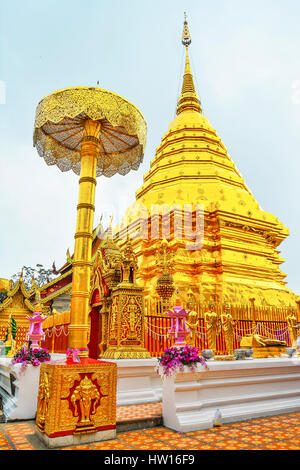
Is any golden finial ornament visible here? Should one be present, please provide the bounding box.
[182,12,192,46]
[176,14,202,115]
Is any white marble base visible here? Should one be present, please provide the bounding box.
[35,426,116,448]
[0,354,64,421]
[107,358,162,406]
[0,356,162,421]
[162,357,300,432]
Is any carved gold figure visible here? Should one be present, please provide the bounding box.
[286,313,300,347]
[186,310,199,347]
[220,309,235,355]
[70,375,101,429]
[204,305,218,351]
[109,301,118,341]
[36,371,50,431]
[127,298,138,340]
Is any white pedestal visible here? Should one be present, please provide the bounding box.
[0,354,64,421]
[162,357,300,432]
[107,358,162,406]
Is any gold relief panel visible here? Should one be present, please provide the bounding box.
[36,361,117,438]
[109,296,119,344]
[120,294,143,344]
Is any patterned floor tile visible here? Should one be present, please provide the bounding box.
[117,431,144,438]
[135,443,175,450]
[188,444,218,450]
[280,418,300,425]
[10,437,29,445]
[236,423,271,433]
[214,439,253,450]
[166,437,203,448]
[2,410,300,450]
[14,443,35,450]
[119,435,158,446]
[93,441,134,450]
[257,429,295,440]
[185,429,211,436]
[61,445,94,450]
[247,447,266,450]
[262,441,300,450]
[239,435,276,446]
[142,430,180,440]
[0,438,10,446]
[193,432,229,443]
[218,428,253,438]
[263,419,296,429]
[284,437,300,446]
[284,425,300,434]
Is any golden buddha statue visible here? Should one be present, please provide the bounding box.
[240,333,287,358]
[186,310,199,347]
[242,334,286,348]
[220,307,235,355]
[204,304,218,351]
[286,312,300,347]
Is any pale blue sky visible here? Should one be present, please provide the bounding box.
[0,0,300,295]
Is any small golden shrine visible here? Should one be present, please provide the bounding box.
[0,273,35,351]
[90,234,151,359]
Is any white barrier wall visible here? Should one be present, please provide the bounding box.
[162,357,300,432]
[0,355,64,421]
[0,357,161,421]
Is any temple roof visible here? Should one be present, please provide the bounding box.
[0,272,35,312]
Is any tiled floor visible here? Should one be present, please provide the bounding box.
[1,408,300,450]
[117,402,162,424]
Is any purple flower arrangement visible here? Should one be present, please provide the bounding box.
[156,345,208,377]
[11,345,51,372]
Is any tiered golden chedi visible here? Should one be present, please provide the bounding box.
[117,16,298,308]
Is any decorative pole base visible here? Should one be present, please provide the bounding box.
[35,358,117,448]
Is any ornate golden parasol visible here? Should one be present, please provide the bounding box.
[33,86,147,356]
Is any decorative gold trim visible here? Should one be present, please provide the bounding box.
[77,203,95,211]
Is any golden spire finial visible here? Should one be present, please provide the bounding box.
[176,14,202,115]
[182,12,192,46]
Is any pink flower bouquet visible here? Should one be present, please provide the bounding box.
[156,344,208,377]
[11,345,51,372]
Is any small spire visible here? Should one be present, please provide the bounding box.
[182,12,191,46]
[176,14,202,115]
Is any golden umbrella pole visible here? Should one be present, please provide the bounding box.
[33,86,147,359]
[69,120,100,355]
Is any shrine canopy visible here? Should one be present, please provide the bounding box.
[33,86,147,178]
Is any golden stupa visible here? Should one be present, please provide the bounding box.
[115,15,298,309]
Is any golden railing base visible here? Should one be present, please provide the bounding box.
[252,347,286,359]
[102,348,151,360]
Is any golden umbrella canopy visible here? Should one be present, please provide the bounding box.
[33,86,147,356]
[33,86,147,177]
